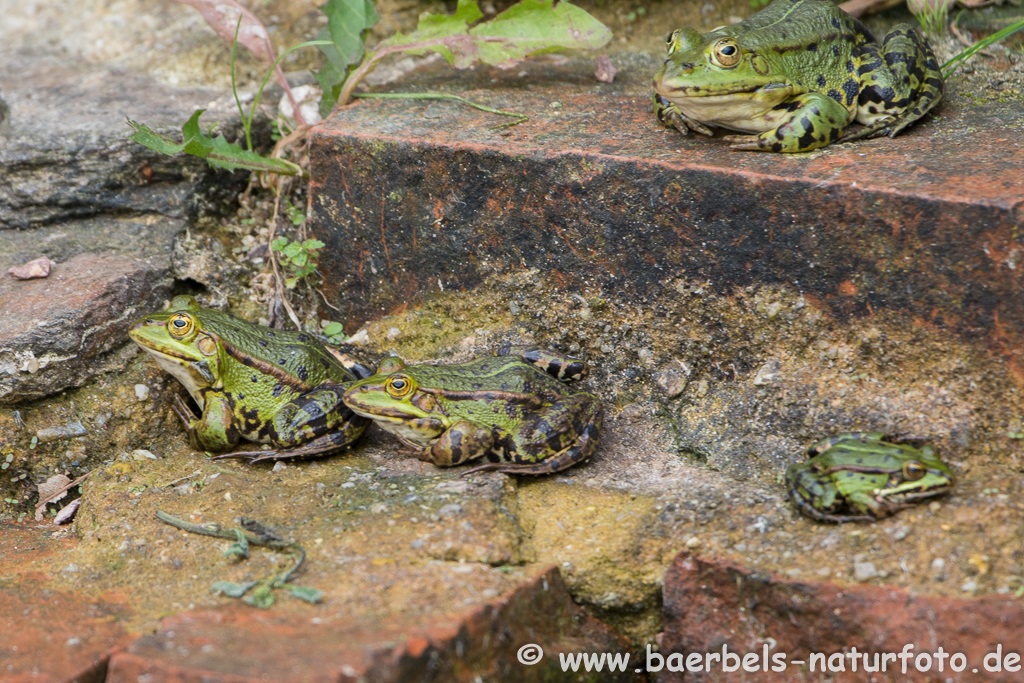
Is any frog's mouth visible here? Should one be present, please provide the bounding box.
[880,484,951,504]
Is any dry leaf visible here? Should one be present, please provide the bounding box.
[8,256,53,280]
[35,474,72,520]
[54,498,81,525]
[594,54,616,83]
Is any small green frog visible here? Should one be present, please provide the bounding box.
[652,0,943,152]
[128,295,372,462]
[786,432,954,523]
[342,345,602,475]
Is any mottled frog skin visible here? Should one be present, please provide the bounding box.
[652,0,943,152]
[128,295,372,463]
[343,345,602,475]
[786,432,954,523]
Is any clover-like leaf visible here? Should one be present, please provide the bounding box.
[212,580,258,598]
[286,585,325,604]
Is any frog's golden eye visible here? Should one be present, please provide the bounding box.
[167,313,195,339]
[385,374,414,399]
[711,39,742,68]
[902,461,926,481]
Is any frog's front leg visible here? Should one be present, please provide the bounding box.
[466,393,603,475]
[175,391,241,452]
[419,420,495,467]
[653,93,714,137]
[843,490,897,520]
[724,92,850,153]
[842,24,943,142]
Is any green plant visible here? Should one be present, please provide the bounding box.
[127,19,325,177]
[322,321,347,344]
[271,237,325,288]
[911,0,949,38]
[157,510,322,608]
[323,0,612,112]
[943,15,1024,79]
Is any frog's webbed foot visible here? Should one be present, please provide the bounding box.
[653,93,713,137]
[211,429,365,463]
[171,394,196,431]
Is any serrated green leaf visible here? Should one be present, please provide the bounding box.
[291,252,308,268]
[370,0,609,71]
[305,239,325,250]
[271,237,289,251]
[283,242,303,259]
[377,0,483,65]
[470,0,612,68]
[127,111,301,176]
[286,585,324,603]
[243,584,276,608]
[212,581,257,598]
[316,0,380,115]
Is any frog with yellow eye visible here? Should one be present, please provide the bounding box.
[128,295,372,462]
[652,0,943,152]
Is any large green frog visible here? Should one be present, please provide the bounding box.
[652,0,943,153]
[342,346,602,475]
[128,295,372,463]
[786,432,954,523]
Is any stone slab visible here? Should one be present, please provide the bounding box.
[659,554,1024,682]
[308,60,1024,372]
[105,567,630,683]
[0,522,133,683]
[0,48,237,230]
[0,226,179,404]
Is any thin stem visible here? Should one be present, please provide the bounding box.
[156,510,296,550]
[942,15,1024,79]
[353,92,528,129]
[230,17,251,151]
[337,36,509,107]
[246,40,332,147]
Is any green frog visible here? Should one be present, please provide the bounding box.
[128,295,372,463]
[786,432,954,523]
[652,0,943,153]
[342,345,602,475]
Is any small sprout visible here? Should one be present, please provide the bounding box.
[271,237,325,288]
[29,436,38,450]
[285,200,306,226]
[243,584,276,609]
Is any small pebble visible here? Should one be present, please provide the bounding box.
[961,580,978,593]
[892,526,910,541]
[411,539,424,549]
[8,256,53,280]
[272,461,287,472]
[134,384,150,401]
[685,536,702,549]
[853,561,877,581]
[438,503,463,518]
[929,501,942,513]
[36,422,87,443]
[341,482,355,489]
[386,327,401,340]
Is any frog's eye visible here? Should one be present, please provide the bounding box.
[902,461,926,481]
[167,313,195,339]
[385,374,414,399]
[710,39,742,68]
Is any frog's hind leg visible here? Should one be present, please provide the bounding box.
[463,395,603,476]
[214,386,370,463]
[496,344,588,382]
[841,25,943,142]
[724,92,850,153]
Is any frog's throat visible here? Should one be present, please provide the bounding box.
[140,347,211,408]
